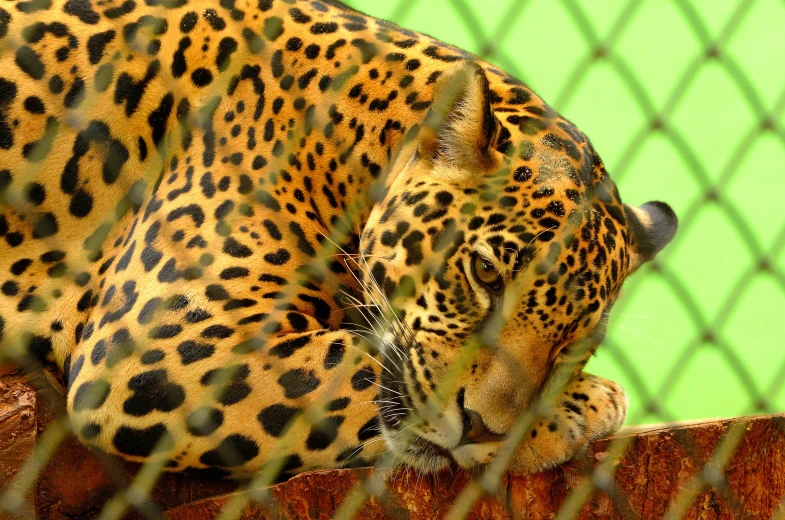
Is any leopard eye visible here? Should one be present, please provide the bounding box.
[472,255,502,289]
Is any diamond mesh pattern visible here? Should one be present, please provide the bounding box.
[0,0,783,518]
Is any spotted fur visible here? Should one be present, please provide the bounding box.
[0,0,677,477]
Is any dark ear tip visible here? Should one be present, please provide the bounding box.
[641,201,678,242]
[642,200,676,218]
[624,201,678,266]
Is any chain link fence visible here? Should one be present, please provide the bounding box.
[0,0,783,518]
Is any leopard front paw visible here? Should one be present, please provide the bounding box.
[508,372,627,475]
[572,374,627,440]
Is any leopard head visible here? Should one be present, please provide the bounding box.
[359,62,677,471]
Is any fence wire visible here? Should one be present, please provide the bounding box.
[0,0,783,518]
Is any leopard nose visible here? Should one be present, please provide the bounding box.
[459,406,506,445]
[460,408,488,443]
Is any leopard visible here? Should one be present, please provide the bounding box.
[0,0,678,478]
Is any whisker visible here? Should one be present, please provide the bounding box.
[370,381,406,397]
[345,343,396,377]
[616,324,668,348]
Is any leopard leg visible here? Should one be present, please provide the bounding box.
[509,372,627,474]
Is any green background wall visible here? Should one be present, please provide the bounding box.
[345,0,785,424]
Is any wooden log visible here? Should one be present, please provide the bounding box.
[0,364,37,520]
[165,414,785,520]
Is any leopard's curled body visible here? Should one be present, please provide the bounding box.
[0,0,677,477]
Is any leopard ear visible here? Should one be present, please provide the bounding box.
[624,201,678,273]
[418,61,496,171]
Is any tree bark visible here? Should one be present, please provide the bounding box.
[0,364,37,520]
[164,414,785,520]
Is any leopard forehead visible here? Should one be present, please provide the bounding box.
[359,93,630,336]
